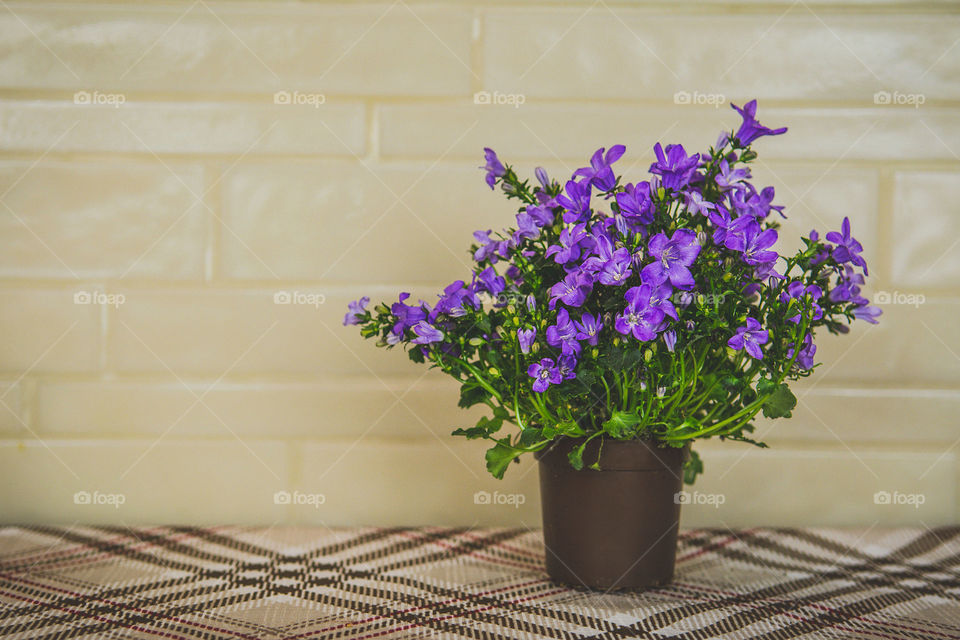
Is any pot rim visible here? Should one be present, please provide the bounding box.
[536,436,689,472]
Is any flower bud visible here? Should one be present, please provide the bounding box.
[468,337,485,346]
[488,367,500,377]
[531,342,540,353]
[526,295,536,312]
[644,349,653,362]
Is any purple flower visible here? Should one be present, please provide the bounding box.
[513,212,541,243]
[715,159,751,192]
[549,270,593,309]
[826,217,868,274]
[731,100,787,146]
[545,223,590,265]
[525,204,555,227]
[719,215,760,252]
[391,292,427,335]
[526,294,536,312]
[648,143,700,191]
[434,281,475,319]
[642,229,701,290]
[662,329,677,353]
[574,312,603,345]
[782,281,824,324]
[557,354,578,381]
[615,181,655,226]
[343,296,369,326]
[517,327,536,354]
[740,223,779,267]
[615,285,665,342]
[648,284,679,320]
[411,321,444,345]
[574,145,626,192]
[733,185,784,219]
[477,267,505,297]
[582,234,633,286]
[852,303,882,324]
[546,308,582,355]
[535,167,552,190]
[829,266,867,305]
[787,333,817,369]
[556,180,592,224]
[685,189,716,217]
[482,147,506,189]
[472,229,499,263]
[727,318,769,360]
[528,358,562,393]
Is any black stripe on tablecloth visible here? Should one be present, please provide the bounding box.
[0,528,579,640]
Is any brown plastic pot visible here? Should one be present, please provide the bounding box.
[536,437,688,590]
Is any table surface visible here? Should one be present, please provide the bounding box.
[0,525,957,640]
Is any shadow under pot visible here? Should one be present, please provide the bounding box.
[535,437,689,590]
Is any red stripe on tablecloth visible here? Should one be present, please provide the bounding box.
[654,584,934,640]
[289,577,552,640]
[671,581,960,640]
[0,588,196,640]
[393,530,543,571]
[0,526,231,574]
[676,528,760,562]
[0,573,261,640]
[346,586,570,640]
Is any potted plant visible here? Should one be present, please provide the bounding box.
[344,99,879,590]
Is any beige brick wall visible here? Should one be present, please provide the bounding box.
[1,1,958,528]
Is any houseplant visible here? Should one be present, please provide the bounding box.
[344,100,879,589]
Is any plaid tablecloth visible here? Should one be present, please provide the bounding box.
[0,526,957,639]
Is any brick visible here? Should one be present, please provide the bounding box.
[107,287,444,376]
[483,10,960,101]
[0,4,472,96]
[0,439,289,524]
[294,439,541,526]
[684,444,955,527]
[0,287,101,374]
[0,100,366,156]
[892,171,960,290]
[380,103,960,162]
[0,161,205,279]
[220,161,511,282]
[36,375,485,439]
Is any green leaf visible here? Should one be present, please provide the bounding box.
[408,348,424,364]
[485,440,521,479]
[567,445,585,471]
[602,411,642,439]
[683,449,704,485]
[458,384,488,409]
[761,382,797,419]
[451,425,488,439]
[555,420,586,438]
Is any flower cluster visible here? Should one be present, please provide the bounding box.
[346,100,879,481]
